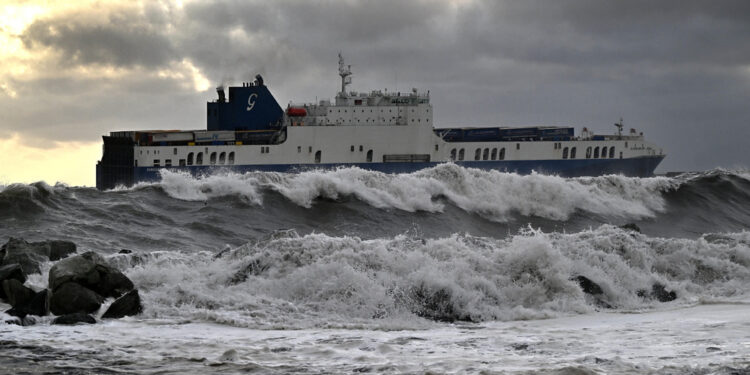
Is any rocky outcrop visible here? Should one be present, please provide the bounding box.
[1,237,77,274]
[49,251,133,298]
[102,290,143,319]
[49,281,105,315]
[572,275,612,309]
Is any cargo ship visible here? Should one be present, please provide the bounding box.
[96,54,665,190]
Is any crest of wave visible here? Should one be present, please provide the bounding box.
[155,164,676,221]
[120,227,750,329]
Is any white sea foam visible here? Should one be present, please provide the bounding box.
[114,226,750,329]
[153,164,676,221]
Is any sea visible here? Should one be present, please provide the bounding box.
[1,164,750,374]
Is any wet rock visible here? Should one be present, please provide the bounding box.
[49,282,104,315]
[619,223,641,233]
[49,251,133,298]
[409,285,472,322]
[650,283,677,302]
[1,238,48,275]
[572,276,611,309]
[25,289,50,316]
[118,249,133,254]
[47,240,77,261]
[0,263,26,300]
[102,289,143,319]
[52,313,96,325]
[573,276,603,296]
[2,279,35,308]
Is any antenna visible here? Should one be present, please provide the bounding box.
[614,117,624,137]
[338,53,352,97]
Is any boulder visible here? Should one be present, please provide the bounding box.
[1,238,48,275]
[2,279,35,308]
[49,282,103,315]
[650,283,677,302]
[619,223,641,233]
[49,251,133,298]
[102,289,143,319]
[47,240,77,261]
[53,313,96,325]
[572,275,612,309]
[0,263,26,300]
[6,289,49,318]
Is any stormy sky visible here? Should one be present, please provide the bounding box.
[2,0,749,184]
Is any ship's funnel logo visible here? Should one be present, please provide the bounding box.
[247,93,258,111]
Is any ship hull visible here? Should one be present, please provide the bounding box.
[124,155,665,186]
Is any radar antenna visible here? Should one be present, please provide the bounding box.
[614,117,624,138]
[338,53,352,97]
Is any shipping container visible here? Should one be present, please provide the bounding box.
[151,132,194,142]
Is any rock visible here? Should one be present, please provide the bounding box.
[49,282,103,315]
[409,284,472,322]
[0,263,26,300]
[118,249,133,254]
[49,251,133,298]
[52,313,96,325]
[2,279,35,308]
[1,238,48,275]
[6,289,49,318]
[619,223,641,233]
[650,283,677,302]
[573,276,604,295]
[47,240,77,261]
[572,276,612,309]
[102,289,143,319]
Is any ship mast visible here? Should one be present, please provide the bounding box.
[338,53,352,98]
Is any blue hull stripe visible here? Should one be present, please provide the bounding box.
[133,156,665,183]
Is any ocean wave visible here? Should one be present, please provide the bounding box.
[118,225,750,329]
[151,164,676,222]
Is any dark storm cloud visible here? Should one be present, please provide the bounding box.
[21,9,175,68]
[6,0,750,171]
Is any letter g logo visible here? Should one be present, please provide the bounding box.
[247,93,258,111]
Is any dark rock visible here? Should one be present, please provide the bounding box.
[49,282,103,315]
[47,240,77,261]
[53,313,96,325]
[118,249,133,254]
[2,279,35,308]
[3,315,36,326]
[49,251,133,298]
[1,238,48,275]
[573,276,603,296]
[651,283,677,302]
[572,276,612,308]
[102,289,143,319]
[409,285,472,322]
[6,289,49,318]
[619,223,641,233]
[0,263,26,300]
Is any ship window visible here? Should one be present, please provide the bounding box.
[458,148,465,161]
[309,146,312,153]
[625,142,628,148]
[499,148,505,160]
[366,149,373,162]
[153,159,160,166]
[435,144,439,151]
[516,143,520,150]
[359,145,363,152]
[474,148,481,161]
[196,152,203,165]
[594,147,600,158]
[491,148,497,160]
[315,150,322,163]
[297,146,301,153]
[586,147,592,159]
[601,147,607,158]
[165,159,172,167]
[620,152,623,159]
[450,148,457,161]
[228,152,235,164]
[351,145,355,152]
[219,152,226,164]
[173,148,177,155]
[570,147,577,159]
[187,152,194,165]
[609,147,615,158]
[483,148,489,160]
[210,152,217,165]
[562,147,569,159]
[179,159,186,166]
